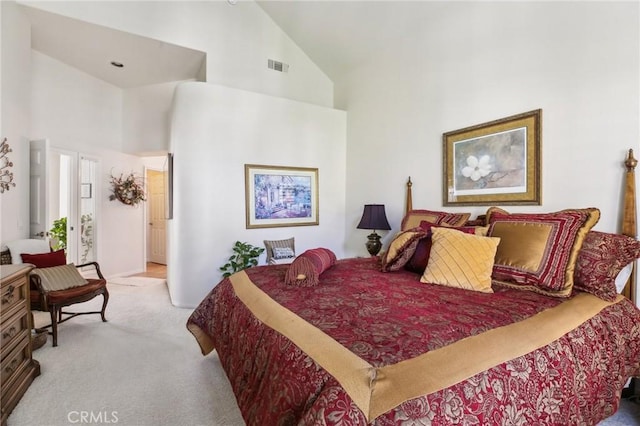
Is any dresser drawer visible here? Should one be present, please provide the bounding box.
[0,334,29,389]
[0,273,28,320]
[0,310,29,353]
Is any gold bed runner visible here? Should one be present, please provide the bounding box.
[227,271,620,422]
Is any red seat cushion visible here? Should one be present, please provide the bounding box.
[45,278,107,305]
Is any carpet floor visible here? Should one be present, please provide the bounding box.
[7,280,640,425]
[8,279,244,426]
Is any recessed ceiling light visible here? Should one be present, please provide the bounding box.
[110,61,124,68]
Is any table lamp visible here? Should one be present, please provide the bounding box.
[357,204,391,256]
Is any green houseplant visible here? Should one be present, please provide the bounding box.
[49,217,67,250]
[219,241,265,278]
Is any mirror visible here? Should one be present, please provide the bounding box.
[79,156,97,263]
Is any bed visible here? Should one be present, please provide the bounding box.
[187,150,640,425]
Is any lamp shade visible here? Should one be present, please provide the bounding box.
[357,204,391,231]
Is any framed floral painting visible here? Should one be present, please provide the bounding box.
[245,164,319,229]
[443,109,542,206]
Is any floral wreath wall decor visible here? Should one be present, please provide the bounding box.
[0,138,16,193]
[109,171,146,206]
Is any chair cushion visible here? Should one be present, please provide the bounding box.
[46,279,107,305]
[264,238,295,264]
[31,264,88,292]
[1,249,12,265]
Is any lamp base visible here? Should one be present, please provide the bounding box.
[365,232,382,256]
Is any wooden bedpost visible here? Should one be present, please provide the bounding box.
[406,177,413,215]
[622,149,637,303]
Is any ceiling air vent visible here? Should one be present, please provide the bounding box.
[268,59,289,73]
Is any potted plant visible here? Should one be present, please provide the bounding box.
[49,217,67,250]
[219,241,265,278]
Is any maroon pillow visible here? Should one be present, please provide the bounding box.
[380,228,428,272]
[21,249,66,268]
[285,248,337,286]
[404,222,483,274]
[573,231,640,301]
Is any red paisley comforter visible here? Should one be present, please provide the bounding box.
[187,257,640,425]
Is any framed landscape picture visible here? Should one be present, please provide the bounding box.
[245,164,319,229]
[443,109,542,206]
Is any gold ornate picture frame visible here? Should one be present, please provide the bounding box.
[245,164,319,229]
[443,109,542,206]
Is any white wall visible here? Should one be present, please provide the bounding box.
[0,1,32,244]
[123,82,184,156]
[30,50,146,277]
[337,1,640,257]
[169,82,346,307]
[4,0,336,280]
[20,0,334,107]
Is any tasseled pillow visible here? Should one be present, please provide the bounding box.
[284,248,337,286]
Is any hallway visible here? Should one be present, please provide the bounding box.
[131,262,166,279]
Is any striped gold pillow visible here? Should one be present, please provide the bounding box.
[420,227,500,293]
[31,264,88,292]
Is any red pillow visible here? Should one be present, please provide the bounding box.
[573,231,640,301]
[404,222,482,274]
[285,248,337,286]
[21,249,66,268]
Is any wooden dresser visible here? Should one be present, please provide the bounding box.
[1,265,40,426]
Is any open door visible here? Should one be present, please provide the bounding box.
[30,141,97,264]
[147,169,167,264]
[29,139,50,240]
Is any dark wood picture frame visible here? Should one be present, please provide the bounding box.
[443,109,542,206]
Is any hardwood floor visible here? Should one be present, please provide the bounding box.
[131,262,167,279]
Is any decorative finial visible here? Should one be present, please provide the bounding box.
[625,149,637,172]
[407,176,412,187]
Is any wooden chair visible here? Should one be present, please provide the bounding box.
[263,237,296,265]
[0,249,109,347]
[30,262,109,347]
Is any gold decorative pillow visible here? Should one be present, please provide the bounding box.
[401,210,470,231]
[404,222,489,274]
[31,264,88,292]
[381,229,427,272]
[420,227,500,293]
[487,207,600,297]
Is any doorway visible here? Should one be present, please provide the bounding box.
[146,168,167,265]
[30,140,98,264]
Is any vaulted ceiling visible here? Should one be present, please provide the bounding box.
[21,4,206,89]
[256,1,447,81]
[20,1,444,88]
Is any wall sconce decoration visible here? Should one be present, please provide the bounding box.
[0,138,16,193]
[357,204,391,256]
